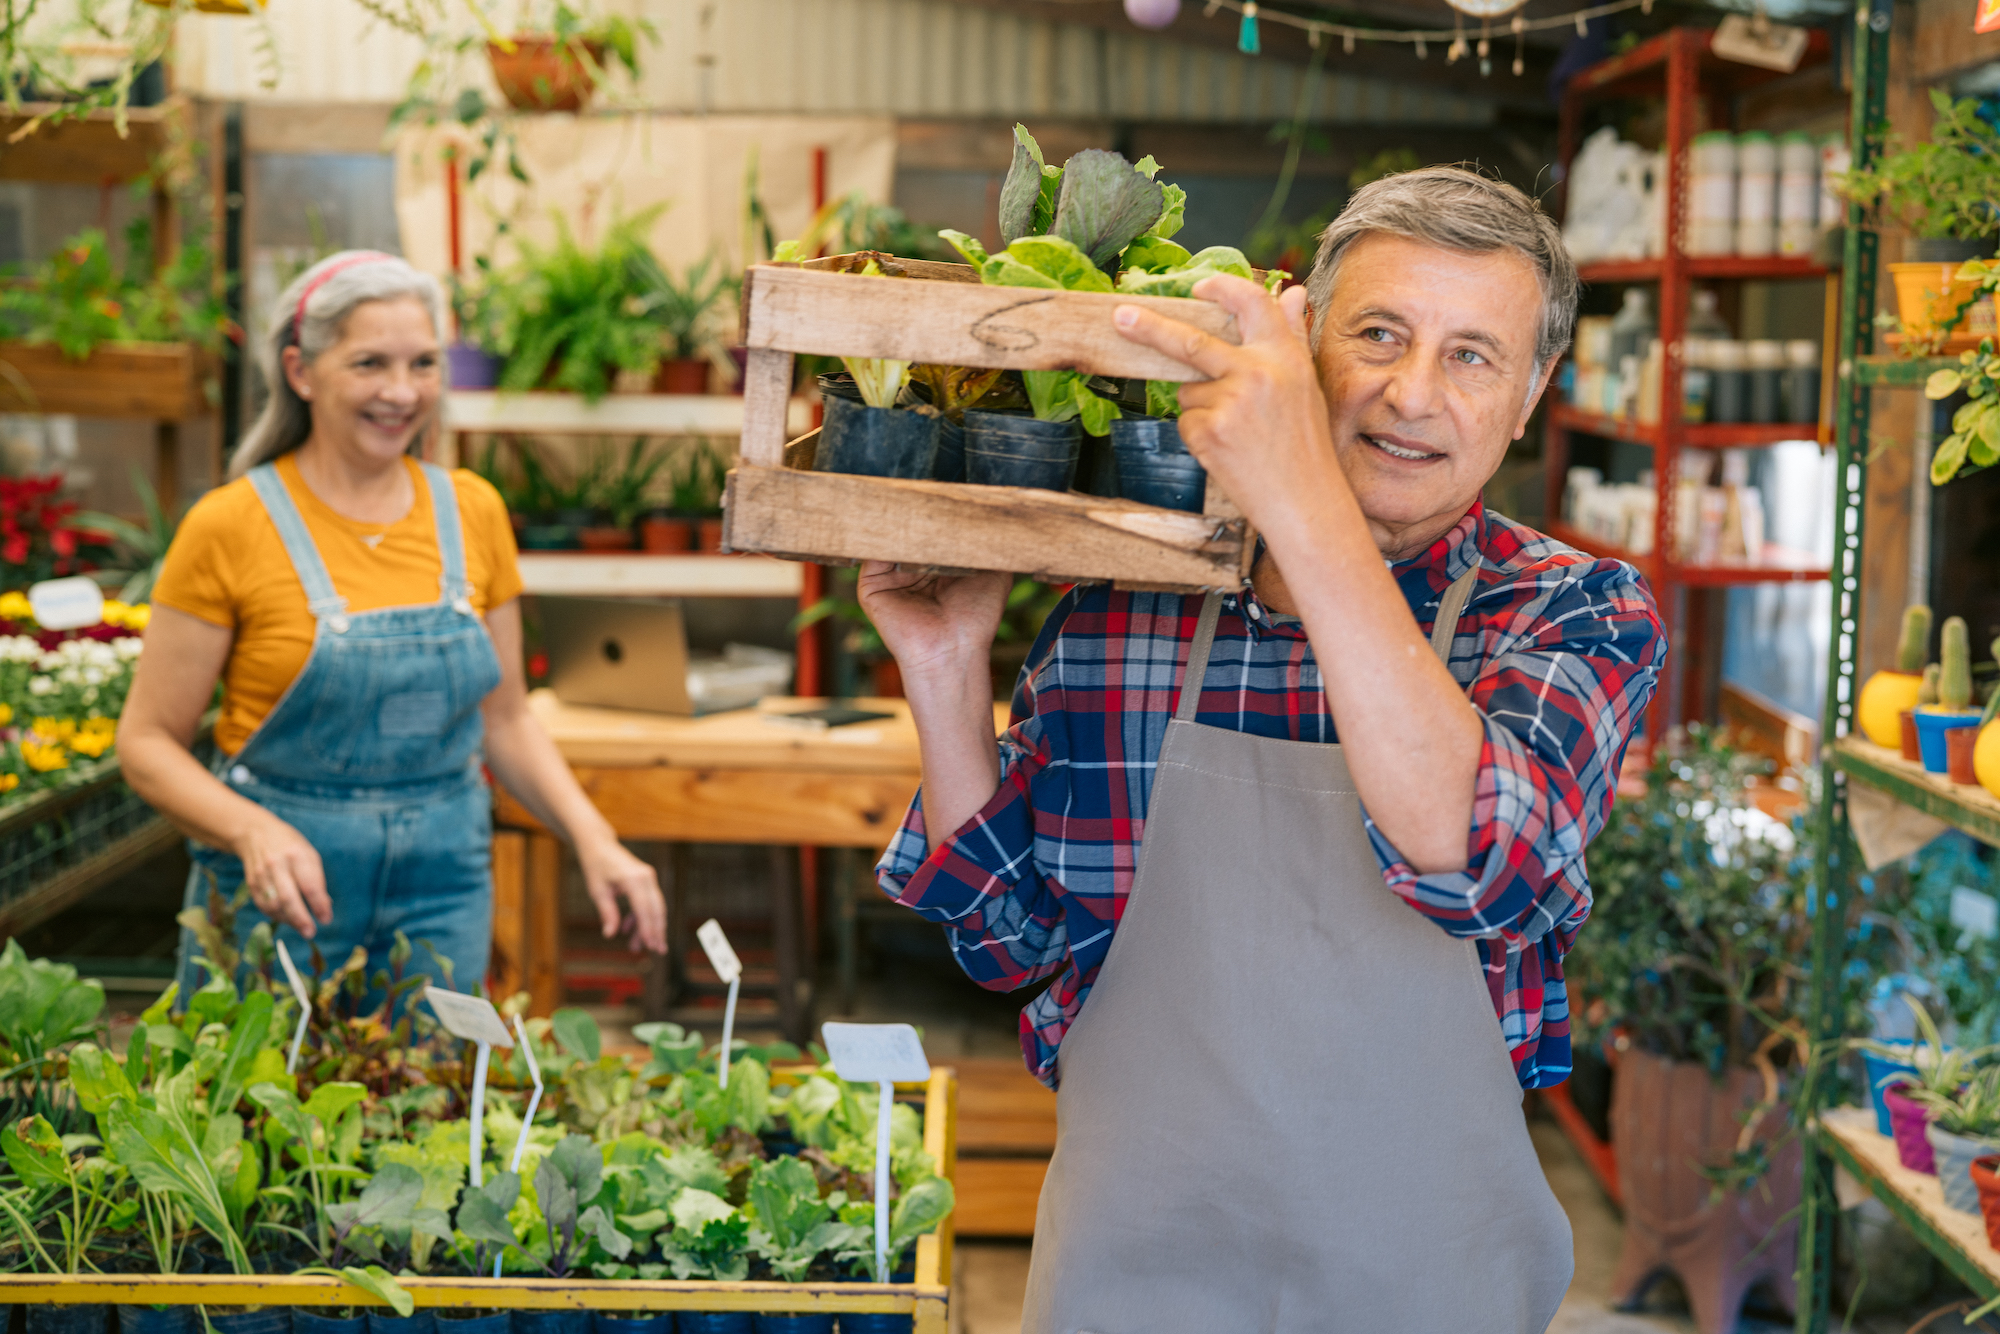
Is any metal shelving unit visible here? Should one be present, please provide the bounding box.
[1795,4,2000,1329]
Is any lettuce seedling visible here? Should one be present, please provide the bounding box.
[632,1021,703,1080]
[998,124,1061,245]
[450,1169,527,1275]
[834,1176,957,1282]
[746,1155,865,1282]
[531,1132,631,1278]
[662,1186,752,1280]
[1051,150,1167,269]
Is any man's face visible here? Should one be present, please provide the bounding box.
[1313,232,1550,558]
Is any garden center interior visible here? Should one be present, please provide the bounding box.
[1,0,1999,1331]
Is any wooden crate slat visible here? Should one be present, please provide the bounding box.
[0,341,208,419]
[724,465,1248,591]
[742,265,1240,383]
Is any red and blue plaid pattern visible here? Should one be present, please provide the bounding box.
[877,504,1665,1090]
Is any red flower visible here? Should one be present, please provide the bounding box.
[528,652,549,679]
[3,534,27,565]
[50,528,75,558]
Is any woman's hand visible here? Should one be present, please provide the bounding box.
[577,835,667,954]
[856,561,1012,680]
[234,812,335,939]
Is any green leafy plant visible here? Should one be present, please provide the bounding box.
[494,209,672,402]
[1922,277,2000,485]
[646,253,731,362]
[0,220,233,360]
[661,1186,749,1280]
[745,1155,861,1281]
[530,1133,632,1278]
[832,1176,955,1282]
[1839,90,2000,244]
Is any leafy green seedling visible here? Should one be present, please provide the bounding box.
[662,1187,751,1281]
[746,1155,865,1282]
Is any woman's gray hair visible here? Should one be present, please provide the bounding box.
[1305,166,1578,375]
[229,250,448,479]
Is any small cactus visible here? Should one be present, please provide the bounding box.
[1941,616,1972,709]
[1919,663,1940,705]
[1897,605,1933,673]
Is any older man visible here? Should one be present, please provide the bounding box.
[861,168,1665,1331]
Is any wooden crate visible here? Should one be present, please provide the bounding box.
[0,340,211,420]
[0,1067,959,1334]
[724,252,1255,593]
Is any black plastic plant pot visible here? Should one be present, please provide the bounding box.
[932,415,967,483]
[117,1306,195,1334]
[832,1317,913,1334]
[291,1316,364,1334]
[366,1316,435,1334]
[1108,415,1190,456]
[433,1316,509,1334]
[29,1306,109,1334]
[1075,431,1119,498]
[510,1314,589,1334]
[752,1318,834,1334]
[677,1316,753,1334]
[963,410,1082,492]
[815,396,941,480]
[205,1313,292,1334]
[816,372,866,404]
[1109,416,1205,511]
[591,1317,667,1334]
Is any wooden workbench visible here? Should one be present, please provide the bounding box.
[490,691,1007,1028]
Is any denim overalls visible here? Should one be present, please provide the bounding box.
[175,459,504,999]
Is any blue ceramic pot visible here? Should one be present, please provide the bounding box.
[446,343,502,390]
[118,1306,196,1334]
[29,1306,110,1334]
[1861,1042,1921,1137]
[1914,707,1982,773]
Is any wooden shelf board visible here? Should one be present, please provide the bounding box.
[447,392,813,436]
[724,465,1250,594]
[1820,1107,2000,1303]
[1831,734,2000,850]
[516,552,801,598]
[0,98,187,185]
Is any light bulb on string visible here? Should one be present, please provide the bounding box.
[1123,0,1181,30]
[1415,34,1427,57]
[1342,28,1355,53]
[1239,0,1261,53]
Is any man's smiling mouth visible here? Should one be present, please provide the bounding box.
[1363,434,1440,462]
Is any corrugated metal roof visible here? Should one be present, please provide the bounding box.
[178,0,1493,126]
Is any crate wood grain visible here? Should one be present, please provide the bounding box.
[0,340,209,419]
[725,255,1254,591]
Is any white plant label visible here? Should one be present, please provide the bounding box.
[501,1012,544,1279]
[696,918,742,983]
[821,1022,930,1085]
[1951,887,1998,941]
[28,576,103,632]
[424,986,515,1048]
[822,1022,931,1283]
[274,940,312,1075]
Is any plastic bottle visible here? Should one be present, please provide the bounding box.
[1609,289,1656,419]
[1784,339,1821,424]
[1747,339,1786,423]
[1683,291,1731,423]
[1818,133,1851,234]
[1734,131,1778,257]
[1777,131,1819,256]
[1687,131,1737,257]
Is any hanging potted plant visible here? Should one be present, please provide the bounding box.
[485,4,652,114]
[1566,727,1811,1334]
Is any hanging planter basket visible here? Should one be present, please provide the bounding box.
[486,37,605,113]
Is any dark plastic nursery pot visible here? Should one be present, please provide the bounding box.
[832,1317,913,1334]
[932,416,966,483]
[815,396,940,480]
[117,1306,195,1334]
[963,410,1080,491]
[675,1317,752,1334]
[752,1318,833,1334]
[433,1315,512,1334]
[290,1316,365,1334]
[205,1312,293,1334]
[367,1315,436,1334]
[29,1306,109,1334]
[592,1316,670,1334]
[511,1314,592,1334]
[1108,417,1206,512]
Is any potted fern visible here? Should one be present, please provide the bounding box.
[492,210,670,404]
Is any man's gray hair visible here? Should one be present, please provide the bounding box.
[1305,166,1578,373]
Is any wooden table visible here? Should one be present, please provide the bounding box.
[490,690,1004,1032]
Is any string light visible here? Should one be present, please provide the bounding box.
[1176,0,1656,73]
[1342,28,1355,53]
[1239,0,1260,53]
[1414,34,1427,58]
[1512,13,1527,76]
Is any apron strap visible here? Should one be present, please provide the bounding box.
[247,463,348,624]
[419,461,475,609]
[1428,565,1481,665]
[1175,562,1480,724]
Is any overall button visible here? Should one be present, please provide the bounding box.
[328,614,351,634]
[453,597,475,616]
[229,765,252,785]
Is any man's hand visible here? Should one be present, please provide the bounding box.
[1111,276,1343,539]
[857,562,1013,679]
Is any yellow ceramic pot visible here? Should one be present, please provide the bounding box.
[1858,669,1924,747]
[1976,720,2000,800]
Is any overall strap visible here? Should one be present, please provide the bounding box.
[247,463,347,625]
[1173,593,1225,723]
[1427,565,1481,665]
[420,461,474,609]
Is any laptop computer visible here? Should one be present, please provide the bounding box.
[541,596,695,715]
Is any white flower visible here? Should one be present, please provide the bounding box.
[80,666,104,686]
[113,638,143,661]
[0,636,40,663]
[27,676,53,696]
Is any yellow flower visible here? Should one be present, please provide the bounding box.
[20,741,67,772]
[0,773,19,793]
[101,600,130,627]
[0,592,32,622]
[121,604,151,631]
[29,717,74,744]
[68,725,113,758]
[0,703,13,726]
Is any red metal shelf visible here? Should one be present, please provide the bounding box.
[1576,256,1831,285]
[1544,520,1828,587]
[1549,403,1819,449]
[1566,26,1831,103]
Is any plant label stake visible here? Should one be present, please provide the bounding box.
[821,1022,930,1282]
[27,575,102,631]
[274,940,312,1074]
[697,918,743,1088]
[422,987,513,1198]
[499,1012,543,1279]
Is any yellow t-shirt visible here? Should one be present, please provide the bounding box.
[154,453,523,755]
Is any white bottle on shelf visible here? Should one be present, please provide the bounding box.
[1777,131,1819,256]
[1609,289,1656,419]
[1734,131,1778,257]
[1818,133,1852,234]
[1687,131,1737,257]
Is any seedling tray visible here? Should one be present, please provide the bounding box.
[724,252,1254,593]
[0,1067,959,1334]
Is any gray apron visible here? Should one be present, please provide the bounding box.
[1024,569,1574,1334]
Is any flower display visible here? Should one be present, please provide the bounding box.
[0,595,146,799]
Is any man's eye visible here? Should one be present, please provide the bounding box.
[1453,348,1486,365]
[1362,327,1393,343]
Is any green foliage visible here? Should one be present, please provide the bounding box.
[744,1155,863,1282]
[532,1133,631,1277]
[648,253,731,361]
[0,939,103,1066]
[1567,727,1811,1076]
[73,469,180,604]
[833,1177,956,1282]
[1839,90,2000,242]
[1114,245,1255,298]
[0,220,232,360]
[493,210,672,403]
[661,1186,749,1280]
[1922,276,2000,485]
[997,124,1058,246]
[1050,150,1167,268]
[633,1021,704,1080]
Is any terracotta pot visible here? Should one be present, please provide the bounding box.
[577,525,635,552]
[1972,1154,2000,1251]
[1899,708,1922,762]
[639,516,693,553]
[1608,1046,1800,1334]
[655,358,709,395]
[1887,261,1984,338]
[1882,1083,1936,1174]
[486,36,603,113]
[1946,723,1980,784]
[695,518,725,553]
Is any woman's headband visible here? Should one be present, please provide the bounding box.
[292,251,397,343]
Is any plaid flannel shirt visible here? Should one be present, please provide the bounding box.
[876,503,1665,1090]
